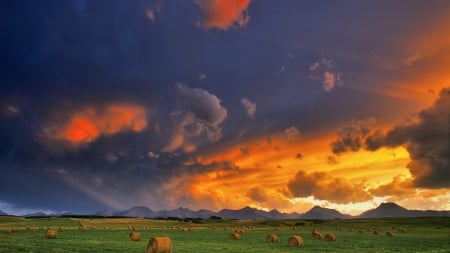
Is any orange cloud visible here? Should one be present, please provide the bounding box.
[287,170,372,204]
[48,104,147,144]
[196,0,251,30]
[369,175,415,197]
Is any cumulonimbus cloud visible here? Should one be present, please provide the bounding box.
[195,0,251,30]
[330,87,450,188]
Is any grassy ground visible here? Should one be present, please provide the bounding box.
[0,216,449,252]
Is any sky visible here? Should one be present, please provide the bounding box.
[1,0,449,216]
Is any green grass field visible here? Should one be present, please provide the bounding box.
[1,216,449,252]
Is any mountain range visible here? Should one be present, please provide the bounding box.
[2,202,448,219]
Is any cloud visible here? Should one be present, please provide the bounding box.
[240,146,249,155]
[321,57,335,69]
[382,88,450,188]
[326,155,339,165]
[247,186,268,203]
[369,175,415,197]
[308,57,342,92]
[241,97,256,118]
[331,87,450,188]
[145,1,163,23]
[309,61,320,72]
[163,83,228,152]
[287,170,372,204]
[1,103,21,118]
[148,151,160,159]
[195,0,251,30]
[331,125,370,154]
[323,71,337,92]
[283,126,301,143]
[176,83,227,126]
[41,104,147,145]
[146,9,156,22]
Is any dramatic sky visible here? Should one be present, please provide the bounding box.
[1,0,450,215]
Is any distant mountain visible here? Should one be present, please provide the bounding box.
[219,206,266,220]
[116,206,154,218]
[300,206,352,219]
[217,206,299,220]
[359,202,450,218]
[165,207,215,219]
[29,202,448,220]
[0,210,7,215]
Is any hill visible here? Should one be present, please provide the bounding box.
[359,202,450,218]
[300,206,352,219]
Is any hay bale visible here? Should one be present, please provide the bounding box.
[312,229,323,240]
[147,237,172,253]
[235,228,245,234]
[288,235,304,247]
[398,228,406,233]
[45,229,57,239]
[26,226,33,231]
[4,229,12,234]
[231,233,240,240]
[129,231,141,241]
[325,233,336,241]
[358,229,364,234]
[373,230,381,235]
[386,231,394,237]
[108,228,116,232]
[58,227,64,232]
[11,228,18,233]
[266,234,279,243]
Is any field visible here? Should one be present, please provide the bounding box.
[1,216,449,253]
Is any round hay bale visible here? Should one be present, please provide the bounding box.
[11,228,18,233]
[358,229,364,234]
[288,235,304,247]
[373,230,381,235]
[235,228,245,234]
[147,237,172,253]
[129,231,141,241]
[58,227,64,232]
[266,234,279,243]
[4,229,12,234]
[312,229,323,240]
[45,229,57,239]
[325,233,336,241]
[231,232,240,240]
[386,231,394,237]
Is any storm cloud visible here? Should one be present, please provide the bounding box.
[331,88,450,188]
